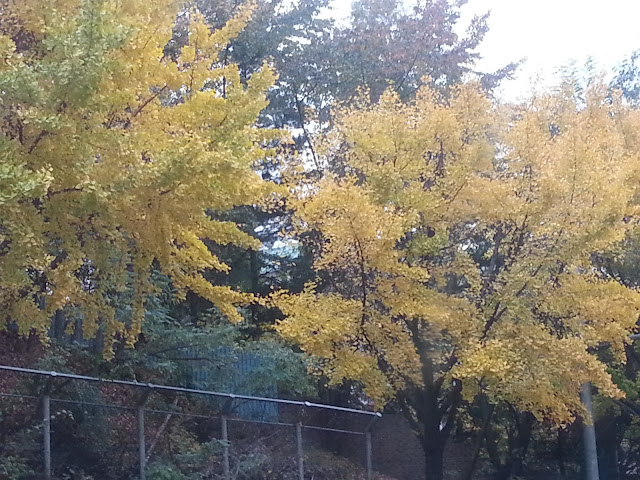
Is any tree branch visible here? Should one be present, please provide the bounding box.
[46,187,83,198]
[28,130,50,154]
[124,85,168,128]
[294,86,320,170]
[145,397,179,464]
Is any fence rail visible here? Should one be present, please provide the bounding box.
[0,364,381,480]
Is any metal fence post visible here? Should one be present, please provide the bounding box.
[364,412,381,480]
[365,432,373,480]
[138,406,146,480]
[221,415,230,480]
[296,422,304,480]
[0,365,384,480]
[43,394,51,480]
[136,386,153,480]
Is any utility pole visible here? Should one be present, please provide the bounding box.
[580,382,600,480]
[578,334,640,480]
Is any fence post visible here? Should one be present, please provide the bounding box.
[138,406,146,480]
[365,432,373,480]
[0,365,385,480]
[296,422,304,480]
[221,415,230,480]
[136,386,154,480]
[43,394,51,480]
[363,412,381,480]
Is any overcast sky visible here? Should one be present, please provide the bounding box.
[330,0,640,101]
[457,0,640,100]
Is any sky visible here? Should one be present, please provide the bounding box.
[330,0,640,102]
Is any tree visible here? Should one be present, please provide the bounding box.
[0,0,279,354]
[192,0,517,142]
[612,50,640,107]
[331,0,518,103]
[168,0,517,336]
[274,81,640,480]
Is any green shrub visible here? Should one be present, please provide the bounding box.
[0,456,35,480]
[146,464,186,480]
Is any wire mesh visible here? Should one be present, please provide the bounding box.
[0,364,380,480]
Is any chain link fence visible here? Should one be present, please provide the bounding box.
[0,365,381,480]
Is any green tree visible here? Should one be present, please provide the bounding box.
[331,0,518,103]
[612,50,640,107]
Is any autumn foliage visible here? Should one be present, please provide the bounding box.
[2,2,640,476]
[276,82,640,425]
[0,0,277,353]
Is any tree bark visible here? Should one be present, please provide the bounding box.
[462,403,495,480]
[596,412,620,480]
[405,320,459,480]
[424,441,445,480]
[556,428,567,477]
[419,386,451,480]
[249,248,259,326]
[485,405,534,480]
[508,412,534,477]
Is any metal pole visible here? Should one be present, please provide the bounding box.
[43,394,51,480]
[137,406,146,480]
[296,422,304,480]
[580,382,600,480]
[0,365,380,418]
[365,431,373,480]
[221,415,230,480]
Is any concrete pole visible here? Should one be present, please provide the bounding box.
[43,395,51,480]
[580,382,600,480]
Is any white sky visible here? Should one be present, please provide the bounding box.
[458,0,640,101]
[330,0,640,102]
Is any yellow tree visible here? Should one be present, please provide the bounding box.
[275,82,640,480]
[0,0,278,353]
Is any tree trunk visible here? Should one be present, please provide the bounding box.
[52,309,66,340]
[505,411,534,478]
[405,321,460,480]
[596,413,620,480]
[556,428,567,477]
[424,441,445,480]
[249,248,259,326]
[420,387,448,480]
[486,407,534,480]
[462,404,495,480]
